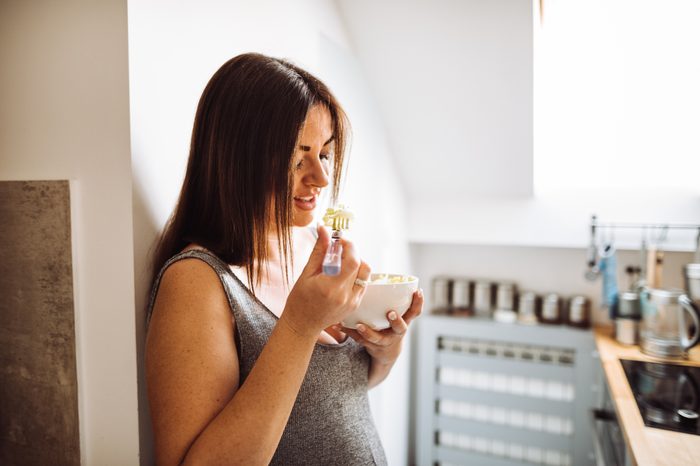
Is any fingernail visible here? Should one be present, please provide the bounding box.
[357,324,366,332]
[418,288,424,298]
[389,311,397,321]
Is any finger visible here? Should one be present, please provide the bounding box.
[356,323,389,346]
[327,324,347,340]
[402,289,424,325]
[338,324,388,343]
[300,224,331,276]
[387,310,408,336]
[335,325,363,342]
[352,261,372,293]
[337,239,362,280]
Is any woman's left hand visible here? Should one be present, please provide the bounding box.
[333,289,424,366]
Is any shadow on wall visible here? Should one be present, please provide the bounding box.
[132,175,162,466]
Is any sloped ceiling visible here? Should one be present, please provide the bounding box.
[335,0,533,202]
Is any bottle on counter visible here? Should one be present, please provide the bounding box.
[567,295,591,329]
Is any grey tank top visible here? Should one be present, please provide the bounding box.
[147,249,387,466]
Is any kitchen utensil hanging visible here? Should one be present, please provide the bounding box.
[585,215,700,282]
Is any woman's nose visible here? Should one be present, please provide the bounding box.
[305,158,330,188]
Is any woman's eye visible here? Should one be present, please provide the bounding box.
[295,152,331,170]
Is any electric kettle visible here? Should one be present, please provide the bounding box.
[640,288,700,359]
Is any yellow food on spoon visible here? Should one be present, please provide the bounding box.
[323,204,354,231]
[321,204,354,276]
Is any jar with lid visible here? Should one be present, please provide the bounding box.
[615,291,641,344]
[473,280,493,318]
[540,293,562,324]
[518,291,540,325]
[431,276,452,314]
[451,277,473,316]
[567,295,591,329]
[494,282,517,323]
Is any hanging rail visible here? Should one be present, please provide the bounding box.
[585,215,700,281]
[590,214,700,231]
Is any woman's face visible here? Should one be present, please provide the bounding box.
[291,105,333,227]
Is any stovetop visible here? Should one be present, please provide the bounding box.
[621,359,700,436]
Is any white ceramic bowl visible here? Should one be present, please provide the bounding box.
[342,273,419,330]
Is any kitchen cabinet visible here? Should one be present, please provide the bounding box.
[414,315,599,466]
[592,327,700,466]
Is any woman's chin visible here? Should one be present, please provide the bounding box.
[292,211,314,227]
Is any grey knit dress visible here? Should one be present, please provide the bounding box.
[147,249,387,466]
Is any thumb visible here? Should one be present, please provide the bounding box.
[301,224,330,275]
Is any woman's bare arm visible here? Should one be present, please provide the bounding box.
[146,259,318,465]
[146,229,370,465]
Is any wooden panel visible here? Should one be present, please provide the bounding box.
[0,180,80,465]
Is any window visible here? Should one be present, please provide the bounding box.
[534,0,700,195]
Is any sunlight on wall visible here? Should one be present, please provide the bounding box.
[534,0,700,195]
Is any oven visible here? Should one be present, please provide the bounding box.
[591,379,629,466]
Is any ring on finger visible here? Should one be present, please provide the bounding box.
[354,278,369,288]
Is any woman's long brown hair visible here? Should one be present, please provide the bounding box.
[150,53,349,293]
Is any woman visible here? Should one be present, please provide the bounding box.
[145,53,423,465]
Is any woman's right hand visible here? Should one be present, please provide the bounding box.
[281,224,371,338]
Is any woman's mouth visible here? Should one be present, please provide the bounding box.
[293,195,316,211]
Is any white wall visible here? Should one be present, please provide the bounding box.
[317,34,413,466]
[0,1,139,464]
[406,191,700,251]
[336,0,534,200]
[339,0,700,249]
[128,1,411,464]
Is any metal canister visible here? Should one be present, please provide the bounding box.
[451,278,472,314]
[615,318,639,345]
[618,291,641,319]
[518,291,539,325]
[685,264,700,306]
[567,295,591,328]
[473,280,492,317]
[432,277,451,313]
[496,282,516,311]
[541,293,562,324]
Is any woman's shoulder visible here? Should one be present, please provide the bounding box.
[157,257,228,308]
[150,245,234,323]
[158,244,230,281]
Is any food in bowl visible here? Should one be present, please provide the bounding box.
[341,273,419,330]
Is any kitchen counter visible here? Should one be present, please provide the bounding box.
[593,326,700,466]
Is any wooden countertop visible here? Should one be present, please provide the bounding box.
[593,326,700,466]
